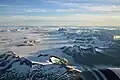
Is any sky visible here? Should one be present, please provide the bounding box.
[0,0,120,26]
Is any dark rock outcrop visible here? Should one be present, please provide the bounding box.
[1,50,120,80]
[62,45,120,66]
[0,51,82,80]
[0,51,32,80]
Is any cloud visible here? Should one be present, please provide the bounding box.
[0,0,120,26]
[1,5,120,14]
[0,14,120,26]
[46,0,120,3]
[46,0,81,7]
[0,8,82,13]
[55,8,80,12]
[84,5,120,12]
[46,0,120,10]
[46,0,120,13]
[0,5,9,7]
[22,5,120,13]
[1,0,120,14]
[25,8,48,12]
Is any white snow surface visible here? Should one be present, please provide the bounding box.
[0,26,118,71]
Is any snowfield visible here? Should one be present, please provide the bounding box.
[0,26,120,80]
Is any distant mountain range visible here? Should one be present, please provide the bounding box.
[62,45,120,67]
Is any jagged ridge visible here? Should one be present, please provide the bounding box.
[0,51,81,80]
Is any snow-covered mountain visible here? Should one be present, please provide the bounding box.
[62,45,120,67]
[1,50,120,80]
[0,51,82,80]
[0,51,32,80]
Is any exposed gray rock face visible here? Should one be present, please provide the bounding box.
[0,51,32,80]
[17,40,34,47]
[58,28,67,32]
[62,45,96,57]
[62,45,120,66]
[28,64,81,80]
[1,51,120,80]
[0,51,82,80]
[28,56,82,80]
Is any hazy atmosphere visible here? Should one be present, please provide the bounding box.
[0,0,120,26]
[0,0,120,80]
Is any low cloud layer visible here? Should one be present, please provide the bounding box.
[0,0,120,26]
[1,14,120,26]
